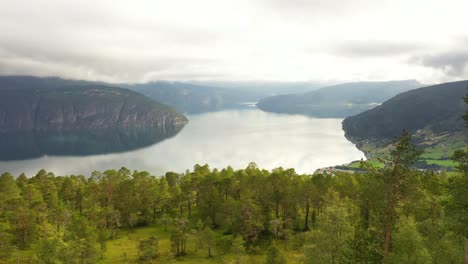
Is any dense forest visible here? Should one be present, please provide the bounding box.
[0,132,466,263]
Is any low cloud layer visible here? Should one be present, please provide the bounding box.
[0,0,467,83]
[333,41,423,58]
[411,51,468,77]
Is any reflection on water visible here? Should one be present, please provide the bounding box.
[0,109,365,176]
[0,126,184,161]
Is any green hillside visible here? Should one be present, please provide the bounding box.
[342,80,468,170]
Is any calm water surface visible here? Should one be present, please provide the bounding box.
[0,109,365,176]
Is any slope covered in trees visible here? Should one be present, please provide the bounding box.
[342,80,468,168]
[257,80,421,118]
[0,133,466,263]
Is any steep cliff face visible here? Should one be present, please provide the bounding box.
[0,85,188,133]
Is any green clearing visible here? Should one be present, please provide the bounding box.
[423,159,457,167]
[353,132,467,170]
[98,225,300,264]
[348,160,384,169]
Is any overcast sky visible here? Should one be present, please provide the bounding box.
[1,0,467,84]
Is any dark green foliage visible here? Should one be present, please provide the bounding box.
[463,92,468,124]
[0,138,466,263]
[35,238,66,264]
[448,150,468,238]
[265,245,286,264]
[138,236,159,262]
[389,216,432,264]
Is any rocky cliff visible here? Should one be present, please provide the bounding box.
[0,84,188,133]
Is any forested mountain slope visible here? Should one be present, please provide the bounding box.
[342,80,468,167]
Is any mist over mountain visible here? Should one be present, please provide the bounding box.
[125,81,332,114]
[0,76,327,115]
[125,82,265,114]
[257,80,423,118]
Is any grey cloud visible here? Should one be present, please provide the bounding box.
[1,0,467,83]
[332,41,422,58]
[0,1,224,82]
[0,45,219,83]
[264,0,391,18]
[410,51,468,77]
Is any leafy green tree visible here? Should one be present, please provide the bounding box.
[35,238,66,264]
[159,213,171,232]
[63,216,99,263]
[138,236,159,262]
[64,238,99,264]
[344,227,381,264]
[270,218,283,239]
[449,148,468,263]
[265,245,286,264]
[389,216,432,264]
[0,173,20,204]
[239,197,264,246]
[300,177,314,231]
[199,228,216,257]
[165,171,179,188]
[198,174,223,228]
[132,171,155,224]
[0,223,13,259]
[32,170,59,209]
[170,218,189,256]
[304,191,356,264]
[11,203,38,248]
[362,130,422,263]
[231,235,246,264]
[97,228,107,259]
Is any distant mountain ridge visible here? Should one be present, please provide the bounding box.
[0,76,292,114]
[257,80,422,118]
[125,81,265,114]
[125,81,319,114]
[0,76,188,133]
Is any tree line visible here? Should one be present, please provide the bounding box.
[0,132,466,263]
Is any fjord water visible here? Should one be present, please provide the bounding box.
[0,109,364,176]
